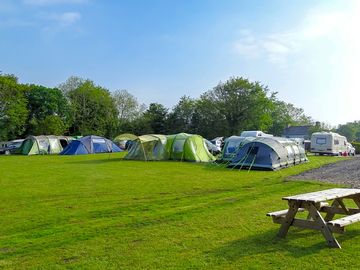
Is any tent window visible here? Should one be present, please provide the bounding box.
[60,139,68,148]
[247,146,258,155]
[93,142,108,153]
[38,139,50,154]
[173,139,185,153]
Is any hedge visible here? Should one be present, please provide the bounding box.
[352,142,360,154]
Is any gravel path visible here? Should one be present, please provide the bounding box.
[289,156,360,188]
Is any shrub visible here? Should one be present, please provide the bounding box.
[352,142,360,154]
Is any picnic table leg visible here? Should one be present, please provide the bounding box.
[307,203,341,248]
[277,201,300,238]
[324,199,340,222]
[351,195,360,209]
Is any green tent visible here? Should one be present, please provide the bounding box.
[165,133,216,162]
[114,133,138,142]
[18,135,73,155]
[124,134,168,161]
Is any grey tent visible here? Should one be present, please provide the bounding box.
[219,136,255,162]
[227,137,308,170]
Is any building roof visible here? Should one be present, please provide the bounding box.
[283,125,312,136]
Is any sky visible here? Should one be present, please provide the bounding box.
[1,0,359,126]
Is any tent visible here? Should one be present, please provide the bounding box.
[165,133,216,162]
[60,135,121,155]
[18,135,73,155]
[114,133,138,150]
[228,137,308,170]
[220,136,255,162]
[124,134,167,161]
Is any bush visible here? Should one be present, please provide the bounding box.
[352,142,360,154]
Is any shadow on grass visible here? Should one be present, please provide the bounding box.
[210,228,360,260]
[66,157,124,164]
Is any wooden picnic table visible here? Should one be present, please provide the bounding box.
[267,188,360,248]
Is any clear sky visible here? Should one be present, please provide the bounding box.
[1,0,359,126]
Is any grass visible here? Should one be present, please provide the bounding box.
[0,153,358,269]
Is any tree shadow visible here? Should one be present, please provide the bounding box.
[65,157,124,165]
[209,228,360,261]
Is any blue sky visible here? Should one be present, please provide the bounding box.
[1,0,359,126]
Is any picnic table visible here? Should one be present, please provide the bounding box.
[267,188,360,248]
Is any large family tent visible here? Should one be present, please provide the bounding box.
[124,134,167,161]
[60,135,121,155]
[18,135,73,155]
[228,137,308,170]
[166,133,216,162]
[220,136,255,162]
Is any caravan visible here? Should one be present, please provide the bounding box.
[310,132,348,156]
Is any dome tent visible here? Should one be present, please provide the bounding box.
[114,133,138,150]
[165,133,216,162]
[18,135,73,155]
[228,137,308,171]
[60,135,121,155]
[124,134,167,161]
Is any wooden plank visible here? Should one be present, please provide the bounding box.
[267,208,305,217]
[283,188,360,203]
[328,213,360,228]
[321,206,360,216]
[277,201,300,238]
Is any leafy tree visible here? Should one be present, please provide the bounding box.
[268,99,313,136]
[199,77,273,137]
[337,123,357,141]
[67,80,117,137]
[58,76,85,95]
[166,96,197,134]
[143,103,168,134]
[112,89,145,121]
[0,75,28,140]
[33,115,66,135]
[24,85,71,134]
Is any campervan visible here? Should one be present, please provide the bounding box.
[310,132,348,156]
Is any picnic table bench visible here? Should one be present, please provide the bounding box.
[267,188,360,248]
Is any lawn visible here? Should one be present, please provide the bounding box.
[0,154,358,269]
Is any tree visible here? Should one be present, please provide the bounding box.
[166,96,197,134]
[33,115,66,135]
[24,84,70,134]
[67,80,118,137]
[0,75,28,140]
[337,123,357,141]
[58,76,85,95]
[112,89,145,122]
[199,77,273,136]
[143,103,168,134]
[268,99,313,136]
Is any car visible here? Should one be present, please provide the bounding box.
[0,139,24,155]
[346,142,356,156]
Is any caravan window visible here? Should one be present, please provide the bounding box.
[334,139,339,145]
[316,138,326,145]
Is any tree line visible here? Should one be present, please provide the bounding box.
[1,74,321,141]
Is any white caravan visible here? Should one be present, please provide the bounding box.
[310,132,348,155]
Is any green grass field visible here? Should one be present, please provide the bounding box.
[0,154,358,269]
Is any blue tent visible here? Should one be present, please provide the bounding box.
[60,135,122,155]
